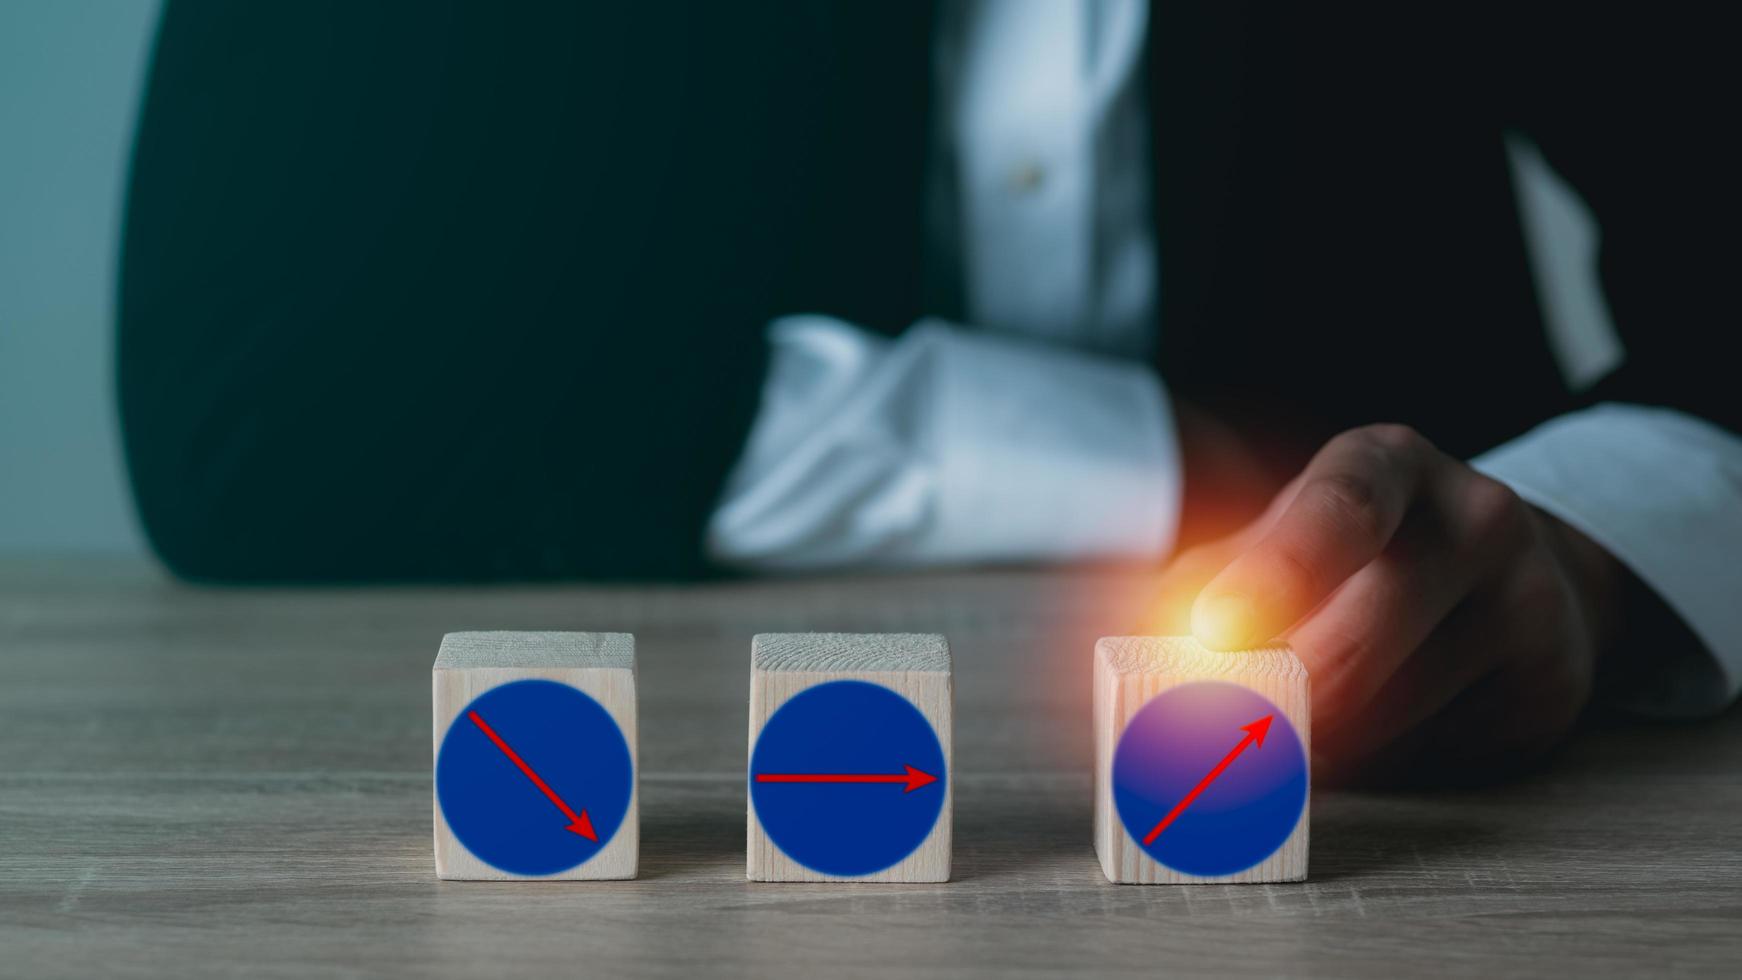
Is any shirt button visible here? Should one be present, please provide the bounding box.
[1007,161,1047,195]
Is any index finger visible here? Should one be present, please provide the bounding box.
[1190,425,1435,649]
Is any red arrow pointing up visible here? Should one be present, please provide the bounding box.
[1142,715,1273,846]
[755,764,939,793]
[467,710,598,840]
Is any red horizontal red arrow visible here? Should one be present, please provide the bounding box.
[755,764,938,793]
[468,710,598,840]
[1142,714,1273,846]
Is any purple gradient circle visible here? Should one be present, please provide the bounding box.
[1112,682,1307,876]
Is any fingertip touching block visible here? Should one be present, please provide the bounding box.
[747,633,953,883]
[1093,636,1309,884]
[433,631,638,880]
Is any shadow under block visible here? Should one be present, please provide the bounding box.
[433,631,638,880]
[1093,637,1309,884]
[747,633,953,883]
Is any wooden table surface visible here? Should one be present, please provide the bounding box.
[3,558,1739,977]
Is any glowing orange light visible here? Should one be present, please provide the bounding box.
[1191,592,1258,651]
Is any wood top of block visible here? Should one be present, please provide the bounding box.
[1096,636,1303,678]
[434,631,634,670]
[752,633,950,673]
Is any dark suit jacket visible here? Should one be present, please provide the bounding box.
[118,1,1736,582]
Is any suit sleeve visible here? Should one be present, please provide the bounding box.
[1480,9,1742,711]
[118,1,931,582]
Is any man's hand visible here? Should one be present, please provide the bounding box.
[1154,424,1625,785]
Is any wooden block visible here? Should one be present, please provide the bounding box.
[433,631,638,880]
[1093,636,1309,884]
[747,633,952,883]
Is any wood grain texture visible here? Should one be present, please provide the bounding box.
[747,633,952,882]
[3,557,1741,978]
[1093,637,1309,884]
[434,630,634,670]
[432,631,638,880]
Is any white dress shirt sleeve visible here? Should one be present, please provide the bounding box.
[707,315,1180,571]
[1473,403,1742,716]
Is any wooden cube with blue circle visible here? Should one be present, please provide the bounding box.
[1093,636,1309,884]
[748,633,952,883]
[433,631,638,880]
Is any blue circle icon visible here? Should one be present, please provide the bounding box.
[1113,682,1307,877]
[437,679,633,876]
[750,680,946,877]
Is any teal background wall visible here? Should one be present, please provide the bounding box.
[0,0,161,554]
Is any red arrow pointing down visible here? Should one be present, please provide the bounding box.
[1142,714,1273,846]
[755,765,939,793]
[467,710,598,840]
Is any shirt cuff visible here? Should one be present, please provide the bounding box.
[707,315,1179,569]
[1472,403,1742,717]
[920,320,1177,563]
